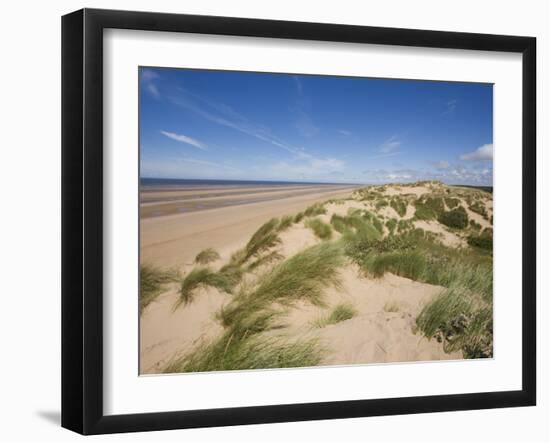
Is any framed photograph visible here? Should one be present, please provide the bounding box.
[61,8,536,435]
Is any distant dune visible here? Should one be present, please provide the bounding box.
[139,181,493,374]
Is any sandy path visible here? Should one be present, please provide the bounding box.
[140,186,358,268]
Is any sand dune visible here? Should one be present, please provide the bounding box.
[140,181,493,374]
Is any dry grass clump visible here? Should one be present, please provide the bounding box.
[384,301,400,313]
[194,247,221,265]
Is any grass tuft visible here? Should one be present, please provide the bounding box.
[176,268,234,309]
[163,333,321,373]
[244,218,281,260]
[384,301,400,313]
[306,218,333,240]
[194,248,221,265]
[139,264,178,314]
[304,203,327,217]
[313,303,357,328]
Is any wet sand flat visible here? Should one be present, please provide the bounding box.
[140,184,355,218]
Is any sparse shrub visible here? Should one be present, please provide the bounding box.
[439,207,469,229]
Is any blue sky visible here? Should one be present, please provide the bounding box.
[140,67,493,185]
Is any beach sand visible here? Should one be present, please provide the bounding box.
[140,184,357,268]
[140,182,493,374]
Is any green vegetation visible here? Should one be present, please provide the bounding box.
[166,242,344,373]
[304,202,327,217]
[163,333,321,373]
[330,214,348,233]
[375,199,389,209]
[313,303,357,328]
[306,217,333,240]
[467,229,493,251]
[469,219,482,231]
[293,211,305,223]
[194,248,220,265]
[344,227,493,358]
[469,200,488,218]
[390,198,407,217]
[278,215,294,231]
[439,206,469,229]
[176,267,234,308]
[386,218,397,235]
[414,197,445,220]
[243,218,282,261]
[162,182,494,372]
[444,197,460,209]
[397,219,414,233]
[139,264,178,314]
[417,286,492,358]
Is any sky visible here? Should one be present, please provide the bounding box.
[139,67,493,185]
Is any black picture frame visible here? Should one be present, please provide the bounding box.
[61,8,536,435]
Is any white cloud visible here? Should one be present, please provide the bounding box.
[160,131,207,150]
[378,135,401,153]
[338,130,352,136]
[141,69,160,99]
[460,143,493,161]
